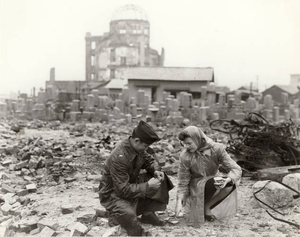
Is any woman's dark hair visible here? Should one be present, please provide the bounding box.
[178,130,191,141]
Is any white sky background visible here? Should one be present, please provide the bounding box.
[0,0,299,96]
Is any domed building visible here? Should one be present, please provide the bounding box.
[85,4,165,82]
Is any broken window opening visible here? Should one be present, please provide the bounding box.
[110,69,115,79]
[121,57,126,66]
[91,55,95,66]
[110,48,116,62]
[119,29,126,34]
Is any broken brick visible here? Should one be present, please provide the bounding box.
[61,205,75,214]
[1,184,15,194]
[16,189,29,197]
[69,222,88,237]
[29,228,40,235]
[39,226,55,237]
[37,219,59,231]
[64,177,76,183]
[14,161,28,170]
[21,152,31,161]
[26,184,37,193]
[1,160,12,166]
[1,203,12,213]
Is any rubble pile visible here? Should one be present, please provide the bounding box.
[0,120,187,236]
[210,113,300,170]
[1,118,299,236]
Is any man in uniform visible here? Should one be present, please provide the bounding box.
[99,120,173,236]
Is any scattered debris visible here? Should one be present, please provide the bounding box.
[210,113,300,170]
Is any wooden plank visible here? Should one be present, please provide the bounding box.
[257,165,300,181]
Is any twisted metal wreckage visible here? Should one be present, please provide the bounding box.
[210,112,300,171]
[210,113,300,229]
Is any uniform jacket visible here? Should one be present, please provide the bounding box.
[99,138,160,202]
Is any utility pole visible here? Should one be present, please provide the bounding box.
[256,75,259,92]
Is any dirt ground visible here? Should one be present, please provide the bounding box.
[1,125,300,237]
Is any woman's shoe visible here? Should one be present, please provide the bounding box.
[205,215,216,222]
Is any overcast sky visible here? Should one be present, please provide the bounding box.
[0,0,299,96]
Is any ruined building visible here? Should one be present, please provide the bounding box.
[85,4,165,82]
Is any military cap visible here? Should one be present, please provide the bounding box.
[133,120,160,145]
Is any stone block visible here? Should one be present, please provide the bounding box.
[29,228,40,235]
[0,226,9,237]
[21,152,31,161]
[61,205,75,214]
[11,219,38,233]
[1,203,12,213]
[173,116,184,125]
[26,184,37,193]
[39,226,55,237]
[87,94,95,109]
[200,86,207,100]
[86,175,102,181]
[1,184,15,194]
[70,112,81,122]
[125,114,132,124]
[263,94,273,110]
[282,173,300,192]
[253,181,294,208]
[273,107,279,122]
[207,91,216,107]
[166,116,173,125]
[102,225,122,237]
[91,90,99,106]
[3,193,17,205]
[64,177,76,183]
[28,157,38,169]
[37,219,59,231]
[112,107,121,119]
[137,90,145,106]
[157,156,166,166]
[15,161,28,170]
[284,109,290,120]
[86,226,106,237]
[69,222,88,236]
[76,212,94,224]
[1,160,12,166]
[16,189,28,197]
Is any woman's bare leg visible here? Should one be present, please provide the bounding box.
[205,187,232,216]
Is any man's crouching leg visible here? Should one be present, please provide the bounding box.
[106,199,145,236]
[114,211,144,236]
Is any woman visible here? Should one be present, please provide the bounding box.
[175,126,242,226]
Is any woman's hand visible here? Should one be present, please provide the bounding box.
[214,177,232,189]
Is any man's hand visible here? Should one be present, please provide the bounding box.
[148,177,161,190]
[154,171,164,182]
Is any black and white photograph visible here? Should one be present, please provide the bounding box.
[0,0,299,236]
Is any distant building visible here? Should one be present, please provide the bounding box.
[124,67,214,102]
[261,74,300,104]
[85,5,164,82]
[227,85,261,102]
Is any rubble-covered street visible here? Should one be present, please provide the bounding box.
[1,119,299,237]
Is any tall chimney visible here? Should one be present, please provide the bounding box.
[50,68,55,83]
[159,47,165,66]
